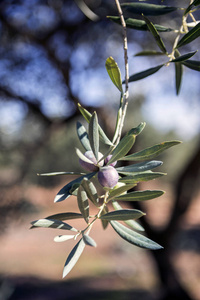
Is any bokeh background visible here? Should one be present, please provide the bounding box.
[0,1,200,299]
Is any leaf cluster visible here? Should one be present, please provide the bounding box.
[108,0,200,94]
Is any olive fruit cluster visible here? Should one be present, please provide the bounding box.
[79,151,118,188]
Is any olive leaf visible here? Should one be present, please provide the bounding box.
[83,234,97,247]
[105,56,123,92]
[30,219,78,232]
[115,190,164,202]
[116,160,163,175]
[76,121,91,151]
[127,64,164,83]
[78,104,113,146]
[182,59,200,71]
[175,61,183,95]
[62,238,86,278]
[120,141,181,161]
[176,22,200,48]
[77,185,90,223]
[142,14,168,54]
[81,178,99,205]
[171,51,197,63]
[99,209,145,221]
[107,16,173,32]
[110,221,163,250]
[119,171,166,183]
[46,212,83,221]
[54,172,96,203]
[89,112,99,160]
[121,3,178,16]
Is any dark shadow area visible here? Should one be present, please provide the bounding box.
[1,276,155,300]
[172,226,200,252]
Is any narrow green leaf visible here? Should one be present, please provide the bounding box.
[120,141,181,161]
[46,213,83,221]
[76,148,94,164]
[135,50,165,56]
[105,57,123,92]
[81,178,99,205]
[100,209,145,221]
[107,16,173,32]
[112,200,144,231]
[110,221,163,250]
[63,238,85,278]
[171,51,197,63]
[182,59,200,71]
[184,0,200,15]
[116,160,163,175]
[119,172,166,183]
[176,22,200,48]
[112,106,122,144]
[78,104,113,146]
[127,64,163,83]
[77,185,89,223]
[54,235,75,242]
[38,172,86,176]
[121,3,177,16]
[116,190,164,202]
[108,134,135,165]
[76,121,91,151]
[89,112,99,160]
[127,122,146,136]
[54,173,96,203]
[175,61,183,95]
[83,234,97,247]
[107,184,136,201]
[100,206,109,230]
[142,15,167,54]
[30,219,78,231]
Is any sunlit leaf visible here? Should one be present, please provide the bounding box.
[30,219,78,231]
[108,134,135,165]
[116,160,163,175]
[110,221,163,249]
[112,200,144,231]
[77,185,89,223]
[83,234,97,247]
[62,238,85,278]
[81,178,99,205]
[107,184,136,200]
[182,59,200,71]
[76,121,91,151]
[120,141,181,161]
[127,122,146,136]
[38,172,86,176]
[105,56,123,92]
[119,171,166,183]
[171,51,197,63]
[107,16,173,32]
[54,172,96,203]
[46,212,83,221]
[112,106,122,144]
[121,3,177,16]
[54,235,75,242]
[89,112,99,160]
[115,190,164,202]
[100,209,145,221]
[127,64,163,82]
[176,22,200,48]
[78,104,113,146]
[142,15,167,54]
[76,148,94,164]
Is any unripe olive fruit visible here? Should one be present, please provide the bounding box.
[104,154,117,167]
[98,166,119,188]
[79,150,104,172]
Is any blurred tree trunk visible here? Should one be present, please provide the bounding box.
[134,143,200,300]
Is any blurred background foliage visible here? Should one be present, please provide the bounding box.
[0,0,200,300]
